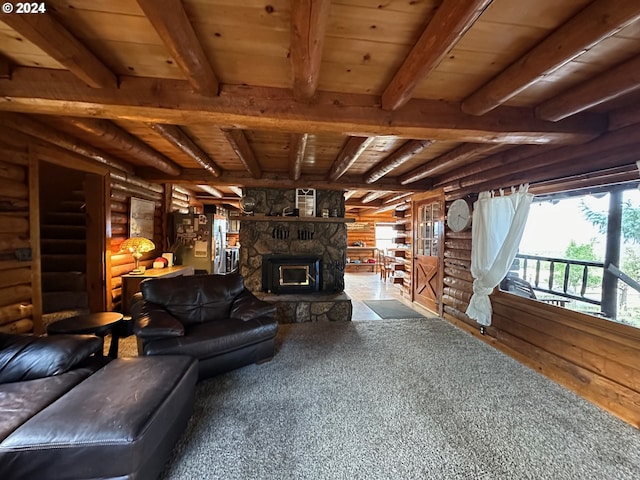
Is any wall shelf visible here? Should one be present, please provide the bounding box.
[346,246,377,273]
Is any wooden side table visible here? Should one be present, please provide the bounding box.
[47,312,124,358]
[121,265,195,314]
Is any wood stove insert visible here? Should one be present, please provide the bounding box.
[262,254,322,294]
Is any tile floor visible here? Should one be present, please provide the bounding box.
[344,272,437,321]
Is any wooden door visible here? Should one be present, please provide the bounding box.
[413,192,444,314]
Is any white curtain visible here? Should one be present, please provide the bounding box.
[466,184,534,326]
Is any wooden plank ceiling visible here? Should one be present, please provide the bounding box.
[1,0,640,214]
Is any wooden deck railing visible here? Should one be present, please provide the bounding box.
[514,253,604,307]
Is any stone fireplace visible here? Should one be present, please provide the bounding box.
[238,188,351,322]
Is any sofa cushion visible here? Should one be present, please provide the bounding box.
[230,289,277,321]
[140,272,246,325]
[0,334,103,384]
[131,296,185,339]
[142,317,279,358]
[0,359,107,444]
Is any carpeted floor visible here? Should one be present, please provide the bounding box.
[362,299,426,319]
[159,319,640,480]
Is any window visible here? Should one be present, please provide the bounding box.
[417,202,440,257]
[505,187,640,329]
[375,223,395,252]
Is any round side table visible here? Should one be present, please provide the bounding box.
[47,312,125,358]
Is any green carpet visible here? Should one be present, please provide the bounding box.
[363,299,426,319]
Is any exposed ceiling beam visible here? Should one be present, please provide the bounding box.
[528,165,639,197]
[440,123,640,192]
[149,123,222,176]
[139,169,430,192]
[363,139,434,184]
[136,0,219,96]
[535,54,640,121]
[400,143,502,184]
[228,186,243,197]
[0,12,117,88]
[608,103,640,131]
[434,144,551,189]
[197,196,239,202]
[290,0,331,101]
[173,184,195,196]
[196,184,224,198]
[221,129,262,178]
[0,113,133,174]
[327,136,375,181]
[344,200,384,209]
[455,144,640,197]
[0,55,11,79]
[461,0,640,116]
[289,133,308,181]
[368,201,410,215]
[60,117,181,176]
[0,69,606,144]
[343,190,358,201]
[384,192,413,204]
[197,196,241,208]
[381,0,492,111]
[361,191,391,203]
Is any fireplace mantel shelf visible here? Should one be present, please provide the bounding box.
[237,215,355,223]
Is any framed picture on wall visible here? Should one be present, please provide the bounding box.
[130,197,155,239]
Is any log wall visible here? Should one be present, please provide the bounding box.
[108,178,178,312]
[440,201,640,429]
[0,134,177,319]
[0,146,36,334]
[346,213,394,247]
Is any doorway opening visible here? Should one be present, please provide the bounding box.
[39,162,106,329]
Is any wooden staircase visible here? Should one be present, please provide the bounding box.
[40,198,89,328]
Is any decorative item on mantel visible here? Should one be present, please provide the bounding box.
[297,225,315,240]
[120,236,155,274]
[239,196,256,215]
[272,224,290,240]
[296,188,316,217]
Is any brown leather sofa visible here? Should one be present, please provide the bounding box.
[131,272,279,380]
[0,332,198,480]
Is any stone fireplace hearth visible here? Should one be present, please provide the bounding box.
[238,188,352,323]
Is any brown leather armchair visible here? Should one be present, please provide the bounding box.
[130,272,279,380]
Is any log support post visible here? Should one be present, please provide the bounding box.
[601,189,622,319]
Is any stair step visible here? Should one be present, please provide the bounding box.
[42,271,86,292]
[41,254,86,272]
[41,225,86,239]
[41,239,86,255]
[59,200,85,212]
[42,292,89,314]
[44,211,86,226]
